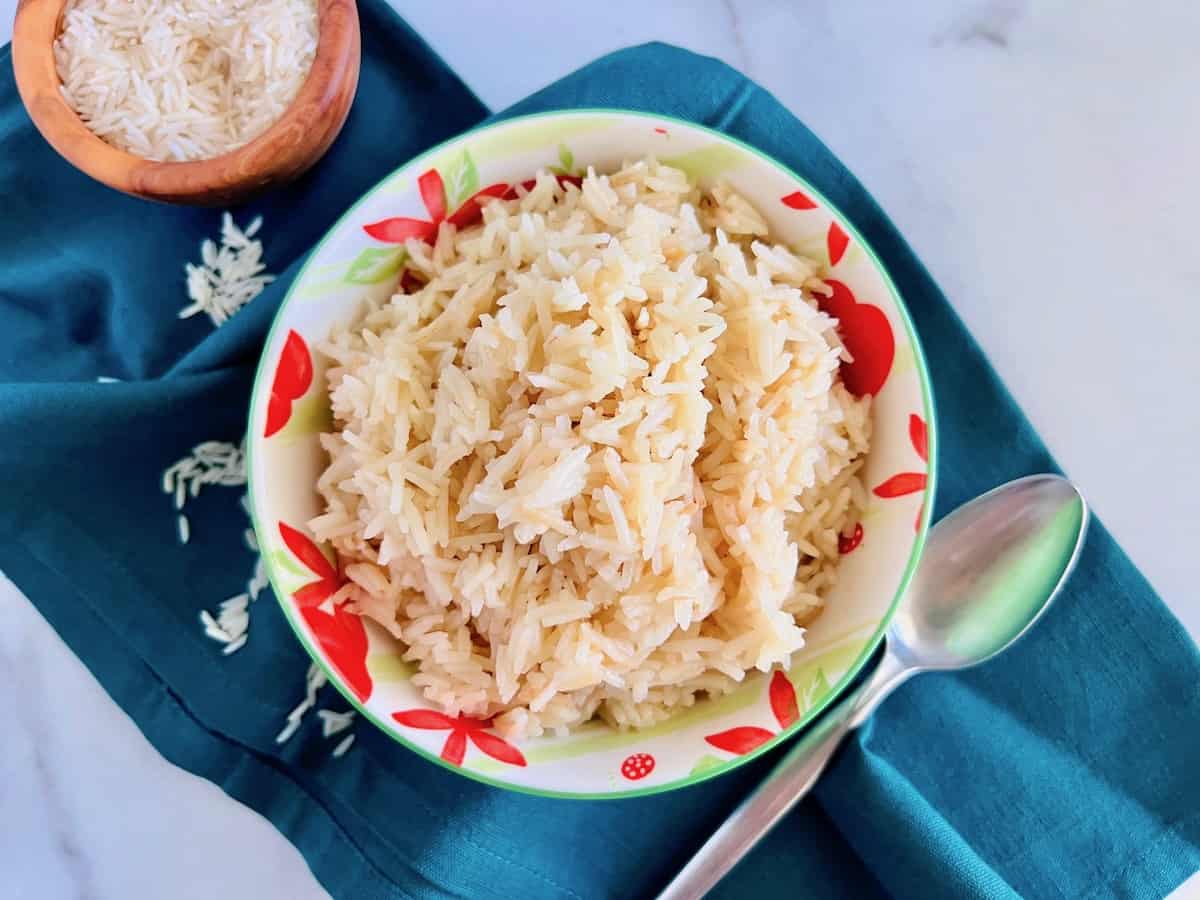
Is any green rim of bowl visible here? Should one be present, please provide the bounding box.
[247,108,939,800]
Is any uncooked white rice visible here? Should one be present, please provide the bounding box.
[311,159,871,740]
[317,709,356,738]
[163,441,269,655]
[276,662,327,744]
[54,0,318,162]
[180,214,275,327]
[162,438,246,504]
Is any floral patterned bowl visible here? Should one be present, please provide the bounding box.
[247,110,936,798]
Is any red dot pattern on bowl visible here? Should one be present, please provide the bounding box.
[621,753,656,780]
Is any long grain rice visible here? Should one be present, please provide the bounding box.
[54,0,318,162]
[311,159,871,739]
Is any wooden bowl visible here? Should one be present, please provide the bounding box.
[12,0,360,205]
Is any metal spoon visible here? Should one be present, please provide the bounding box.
[659,474,1088,900]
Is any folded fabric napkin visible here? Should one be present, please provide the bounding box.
[2,4,1198,897]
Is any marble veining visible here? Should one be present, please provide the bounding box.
[1,0,1197,897]
[722,0,753,75]
[16,647,97,900]
[938,0,1027,48]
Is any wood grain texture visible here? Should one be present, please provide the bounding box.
[12,0,361,206]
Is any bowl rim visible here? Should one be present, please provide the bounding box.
[247,107,939,800]
[11,0,359,203]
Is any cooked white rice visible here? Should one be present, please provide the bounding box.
[54,0,318,162]
[311,159,870,739]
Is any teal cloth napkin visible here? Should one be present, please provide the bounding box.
[2,4,1199,897]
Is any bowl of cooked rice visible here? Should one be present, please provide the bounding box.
[248,110,936,797]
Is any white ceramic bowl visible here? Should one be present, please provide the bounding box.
[248,109,936,798]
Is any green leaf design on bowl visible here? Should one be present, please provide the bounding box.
[380,175,411,196]
[661,144,749,183]
[367,653,416,681]
[689,753,725,776]
[795,234,828,267]
[891,339,916,378]
[845,242,864,268]
[557,143,575,175]
[434,119,611,174]
[798,667,831,713]
[444,149,480,212]
[275,390,333,441]
[467,636,868,774]
[469,679,764,773]
[346,247,407,284]
[268,548,313,594]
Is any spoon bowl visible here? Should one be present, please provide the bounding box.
[892,474,1089,671]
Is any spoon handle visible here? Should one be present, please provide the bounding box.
[656,689,860,900]
[657,650,913,900]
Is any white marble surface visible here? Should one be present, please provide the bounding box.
[2,1,1198,897]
